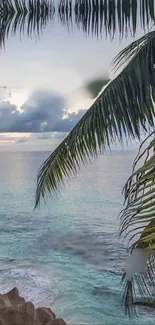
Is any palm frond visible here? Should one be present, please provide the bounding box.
[35,31,155,207]
[74,0,155,39]
[120,132,155,249]
[120,132,155,315]
[0,0,155,48]
[0,0,55,48]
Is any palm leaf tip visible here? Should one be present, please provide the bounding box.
[121,275,136,316]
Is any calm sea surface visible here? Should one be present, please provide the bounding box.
[0,150,154,325]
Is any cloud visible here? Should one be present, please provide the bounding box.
[35,132,67,140]
[0,89,87,133]
[16,137,29,143]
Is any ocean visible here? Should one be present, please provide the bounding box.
[0,150,154,325]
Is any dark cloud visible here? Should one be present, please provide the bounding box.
[0,90,87,133]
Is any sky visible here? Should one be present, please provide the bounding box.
[0,20,145,151]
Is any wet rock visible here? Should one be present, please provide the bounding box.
[0,287,25,308]
[46,318,67,325]
[18,301,35,317]
[36,307,56,324]
[0,309,35,325]
[0,288,66,325]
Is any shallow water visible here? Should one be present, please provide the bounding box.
[0,150,154,324]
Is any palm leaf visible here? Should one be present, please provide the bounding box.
[74,0,155,38]
[0,0,55,48]
[35,31,155,207]
[0,0,155,48]
[120,132,155,315]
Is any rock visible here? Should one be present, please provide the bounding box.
[0,287,25,308]
[0,288,66,325]
[0,309,35,325]
[18,301,35,317]
[46,318,67,325]
[36,307,56,325]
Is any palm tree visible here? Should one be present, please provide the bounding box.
[2,0,155,316]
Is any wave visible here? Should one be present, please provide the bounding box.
[92,285,120,297]
[0,221,34,233]
[37,229,125,272]
[0,262,60,308]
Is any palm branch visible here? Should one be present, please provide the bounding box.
[35,31,155,207]
[120,132,155,315]
[74,0,155,38]
[0,0,155,48]
[0,0,55,48]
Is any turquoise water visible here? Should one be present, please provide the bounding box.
[0,150,154,325]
